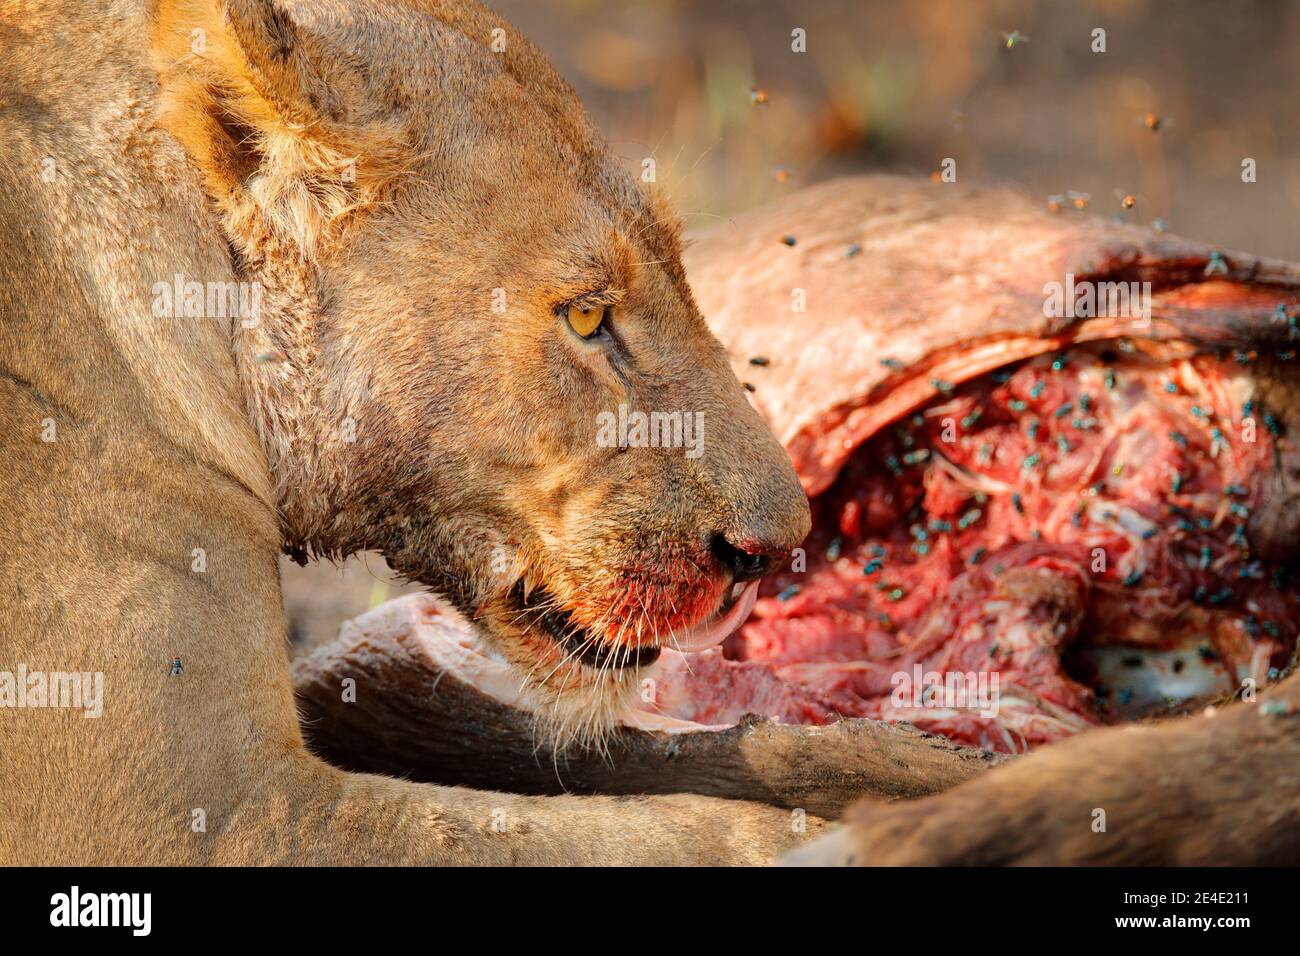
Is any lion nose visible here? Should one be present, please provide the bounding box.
[709,533,789,582]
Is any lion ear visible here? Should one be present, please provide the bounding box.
[150,0,407,255]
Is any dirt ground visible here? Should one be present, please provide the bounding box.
[283,0,1300,652]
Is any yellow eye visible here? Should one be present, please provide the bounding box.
[565,303,607,338]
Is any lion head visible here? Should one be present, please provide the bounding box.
[151,0,809,744]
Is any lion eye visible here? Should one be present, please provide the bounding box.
[565,303,607,338]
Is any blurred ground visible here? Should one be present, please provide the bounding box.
[281,555,424,650]
[493,0,1300,257]
[284,0,1300,651]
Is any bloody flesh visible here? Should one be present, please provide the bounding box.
[655,343,1298,752]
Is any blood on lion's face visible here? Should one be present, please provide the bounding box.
[330,169,809,739]
[151,0,808,744]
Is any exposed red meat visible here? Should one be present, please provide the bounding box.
[646,648,839,727]
[620,178,1300,754]
[643,344,1298,752]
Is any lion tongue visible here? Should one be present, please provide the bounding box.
[671,581,760,653]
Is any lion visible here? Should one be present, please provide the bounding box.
[0,0,817,865]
